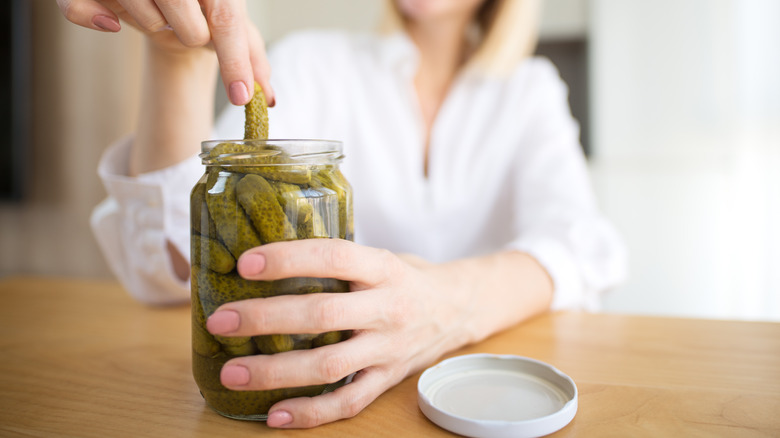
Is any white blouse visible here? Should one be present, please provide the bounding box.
[92,30,627,309]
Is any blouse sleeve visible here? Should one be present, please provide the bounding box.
[90,136,202,305]
[505,59,628,311]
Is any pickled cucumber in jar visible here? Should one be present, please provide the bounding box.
[190,84,354,421]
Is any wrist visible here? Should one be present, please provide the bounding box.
[145,39,217,75]
[130,40,218,175]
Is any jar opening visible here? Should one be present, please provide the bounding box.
[201,139,344,166]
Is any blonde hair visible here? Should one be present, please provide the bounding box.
[381,0,542,76]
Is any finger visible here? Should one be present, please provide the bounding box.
[221,334,384,391]
[57,0,121,32]
[246,21,275,106]
[155,0,210,47]
[201,0,253,105]
[209,289,386,336]
[267,368,392,428]
[116,0,168,32]
[237,239,399,286]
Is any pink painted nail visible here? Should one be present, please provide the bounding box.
[229,81,250,105]
[238,253,266,276]
[267,410,293,427]
[92,15,120,32]
[206,310,240,335]
[221,365,250,386]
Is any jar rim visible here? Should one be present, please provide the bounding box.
[201,139,344,166]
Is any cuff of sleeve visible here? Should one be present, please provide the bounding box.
[97,135,202,263]
[506,236,590,311]
[93,136,202,304]
[91,197,190,305]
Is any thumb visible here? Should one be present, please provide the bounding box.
[56,0,122,33]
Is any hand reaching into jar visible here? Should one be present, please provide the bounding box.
[205,239,553,428]
[55,0,273,107]
[56,0,272,177]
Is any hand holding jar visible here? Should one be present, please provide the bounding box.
[206,238,486,429]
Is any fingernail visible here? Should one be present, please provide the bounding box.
[206,310,240,334]
[156,24,174,32]
[92,15,121,32]
[221,365,250,386]
[267,410,293,427]
[238,253,266,276]
[229,81,250,105]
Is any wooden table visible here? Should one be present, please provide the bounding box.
[1,276,778,437]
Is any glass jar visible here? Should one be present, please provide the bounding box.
[190,139,353,421]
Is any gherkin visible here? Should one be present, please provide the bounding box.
[205,170,263,259]
[269,180,333,239]
[244,82,269,140]
[191,179,217,237]
[196,269,276,318]
[270,180,313,224]
[191,233,235,274]
[254,334,295,354]
[297,208,329,239]
[311,168,353,240]
[209,142,312,184]
[192,351,229,391]
[201,385,330,418]
[192,315,221,358]
[273,277,326,295]
[312,331,344,348]
[215,335,258,356]
[236,174,297,243]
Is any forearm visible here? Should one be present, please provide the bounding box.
[131,41,219,176]
[429,251,554,349]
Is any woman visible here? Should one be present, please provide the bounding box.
[58,0,626,428]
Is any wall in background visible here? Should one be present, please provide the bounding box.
[590,0,780,321]
[0,3,142,278]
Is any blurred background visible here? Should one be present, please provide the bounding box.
[1,0,778,321]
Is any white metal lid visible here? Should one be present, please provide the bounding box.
[417,354,577,438]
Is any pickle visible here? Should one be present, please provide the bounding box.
[192,351,229,391]
[298,186,336,239]
[205,170,263,259]
[192,315,221,358]
[318,278,351,293]
[292,334,316,350]
[191,271,220,356]
[208,142,313,184]
[191,264,208,326]
[297,209,329,239]
[254,334,295,354]
[196,269,276,318]
[236,174,297,243]
[312,331,343,348]
[244,82,269,140]
[253,165,312,185]
[270,181,332,239]
[273,277,325,295]
[192,233,235,274]
[191,179,217,237]
[271,181,313,223]
[200,384,330,418]
[214,335,258,356]
[311,168,353,239]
